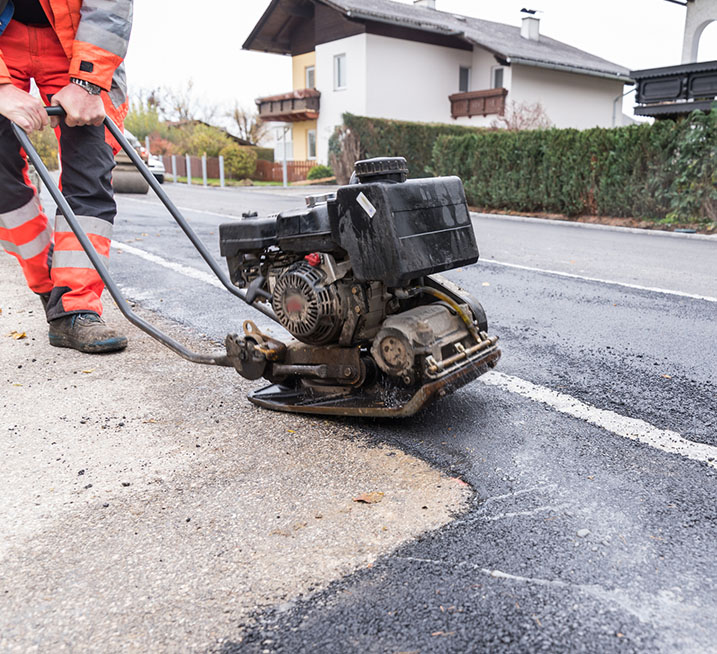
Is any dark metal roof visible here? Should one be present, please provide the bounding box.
[632,59,717,79]
[246,0,632,82]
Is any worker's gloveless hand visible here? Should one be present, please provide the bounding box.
[0,83,49,133]
[50,83,105,128]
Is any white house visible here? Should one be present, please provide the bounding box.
[245,0,633,164]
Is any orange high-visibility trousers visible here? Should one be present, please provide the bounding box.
[0,20,123,320]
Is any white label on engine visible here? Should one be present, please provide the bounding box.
[356,192,377,218]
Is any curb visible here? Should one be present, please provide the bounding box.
[471,212,717,242]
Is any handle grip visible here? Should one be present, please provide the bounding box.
[45,106,66,117]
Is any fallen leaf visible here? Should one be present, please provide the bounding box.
[143,418,158,424]
[287,429,296,433]
[353,491,384,504]
[662,374,672,379]
[82,369,94,374]
[8,330,26,340]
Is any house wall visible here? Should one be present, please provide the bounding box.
[315,34,368,164]
[292,51,316,90]
[364,34,473,123]
[291,119,317,161]
[509,64,625,129]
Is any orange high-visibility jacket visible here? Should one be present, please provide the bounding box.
[0,0,133,107]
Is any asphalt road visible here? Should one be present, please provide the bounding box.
[47,182,717,652]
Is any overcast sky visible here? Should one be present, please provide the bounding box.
[124,0,717,122]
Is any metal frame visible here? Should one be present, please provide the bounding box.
[11,107,278,367]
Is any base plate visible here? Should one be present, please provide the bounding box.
[248,345,501,418]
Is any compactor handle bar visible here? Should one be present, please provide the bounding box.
[11,107,276,367]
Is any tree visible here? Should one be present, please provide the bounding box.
[490,101,553,131]
[124,94,162,141]
[228,103,269,145]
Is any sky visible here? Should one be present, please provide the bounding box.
[123,0,717,125]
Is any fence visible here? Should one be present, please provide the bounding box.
[254,160,315,183]
[160,154,314,184]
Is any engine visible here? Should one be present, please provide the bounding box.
[218,157,500,415]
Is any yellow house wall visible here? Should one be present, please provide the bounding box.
[292,51,317,90]
[291,120,317,161]
[290,52,317,160]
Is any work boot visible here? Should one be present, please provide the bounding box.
[48,312,128,353]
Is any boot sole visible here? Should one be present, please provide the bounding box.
[49,333,128,353]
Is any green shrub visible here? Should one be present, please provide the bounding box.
[329,113,481,179]
[220,144,257,179]
[307,164,334,180]
[29,126,59,171]
[252,147,274,162]
[432,106,716,222]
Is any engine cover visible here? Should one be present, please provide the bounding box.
[272,262,344,345]
[371,303,473,378]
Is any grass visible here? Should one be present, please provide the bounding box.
[172,176,284,187]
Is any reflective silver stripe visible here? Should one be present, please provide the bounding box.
[0,196,42,230]
[55,215,113,240]
[76,0,133,57]
[0,223,52,260]
[52,249,110,270]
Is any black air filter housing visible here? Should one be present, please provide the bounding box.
[328,174,478,287]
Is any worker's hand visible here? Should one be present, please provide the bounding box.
[50,83,105,128]
[0,83,49,133]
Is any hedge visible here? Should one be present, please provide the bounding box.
[432,108,716,222]
[329,109,716,222]
[329,113,481,178]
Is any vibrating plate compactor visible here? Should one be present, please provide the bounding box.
[15,109,500,418]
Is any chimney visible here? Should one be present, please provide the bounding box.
[414,0,436,9]
[521,15,540,41]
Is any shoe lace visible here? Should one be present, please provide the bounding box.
[76,313,102,325]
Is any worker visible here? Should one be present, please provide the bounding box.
[0,0,133,353]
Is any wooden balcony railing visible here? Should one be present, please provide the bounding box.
[449,88,507,119]
[256,88,320,122]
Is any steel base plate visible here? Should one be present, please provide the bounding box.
[247,346,501,418]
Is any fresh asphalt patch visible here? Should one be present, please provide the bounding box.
[231,382,717,653]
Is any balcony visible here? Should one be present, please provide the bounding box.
[449,88,508,119]
[631,60,717,118]
[255,88,320,122]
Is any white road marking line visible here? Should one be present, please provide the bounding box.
[481,259,717,303]
[112,241,224,289]
[120,197,242,220]
[481,371,717,471]
[119,198,716,302]
[113,242,717,471]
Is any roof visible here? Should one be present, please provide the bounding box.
[246,0,632,82]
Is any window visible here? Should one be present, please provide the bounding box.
[459,66,471,93]
[307,130,317,160]
[334,54,347,90]
[492,67,504,89]
[305,65,315,89]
